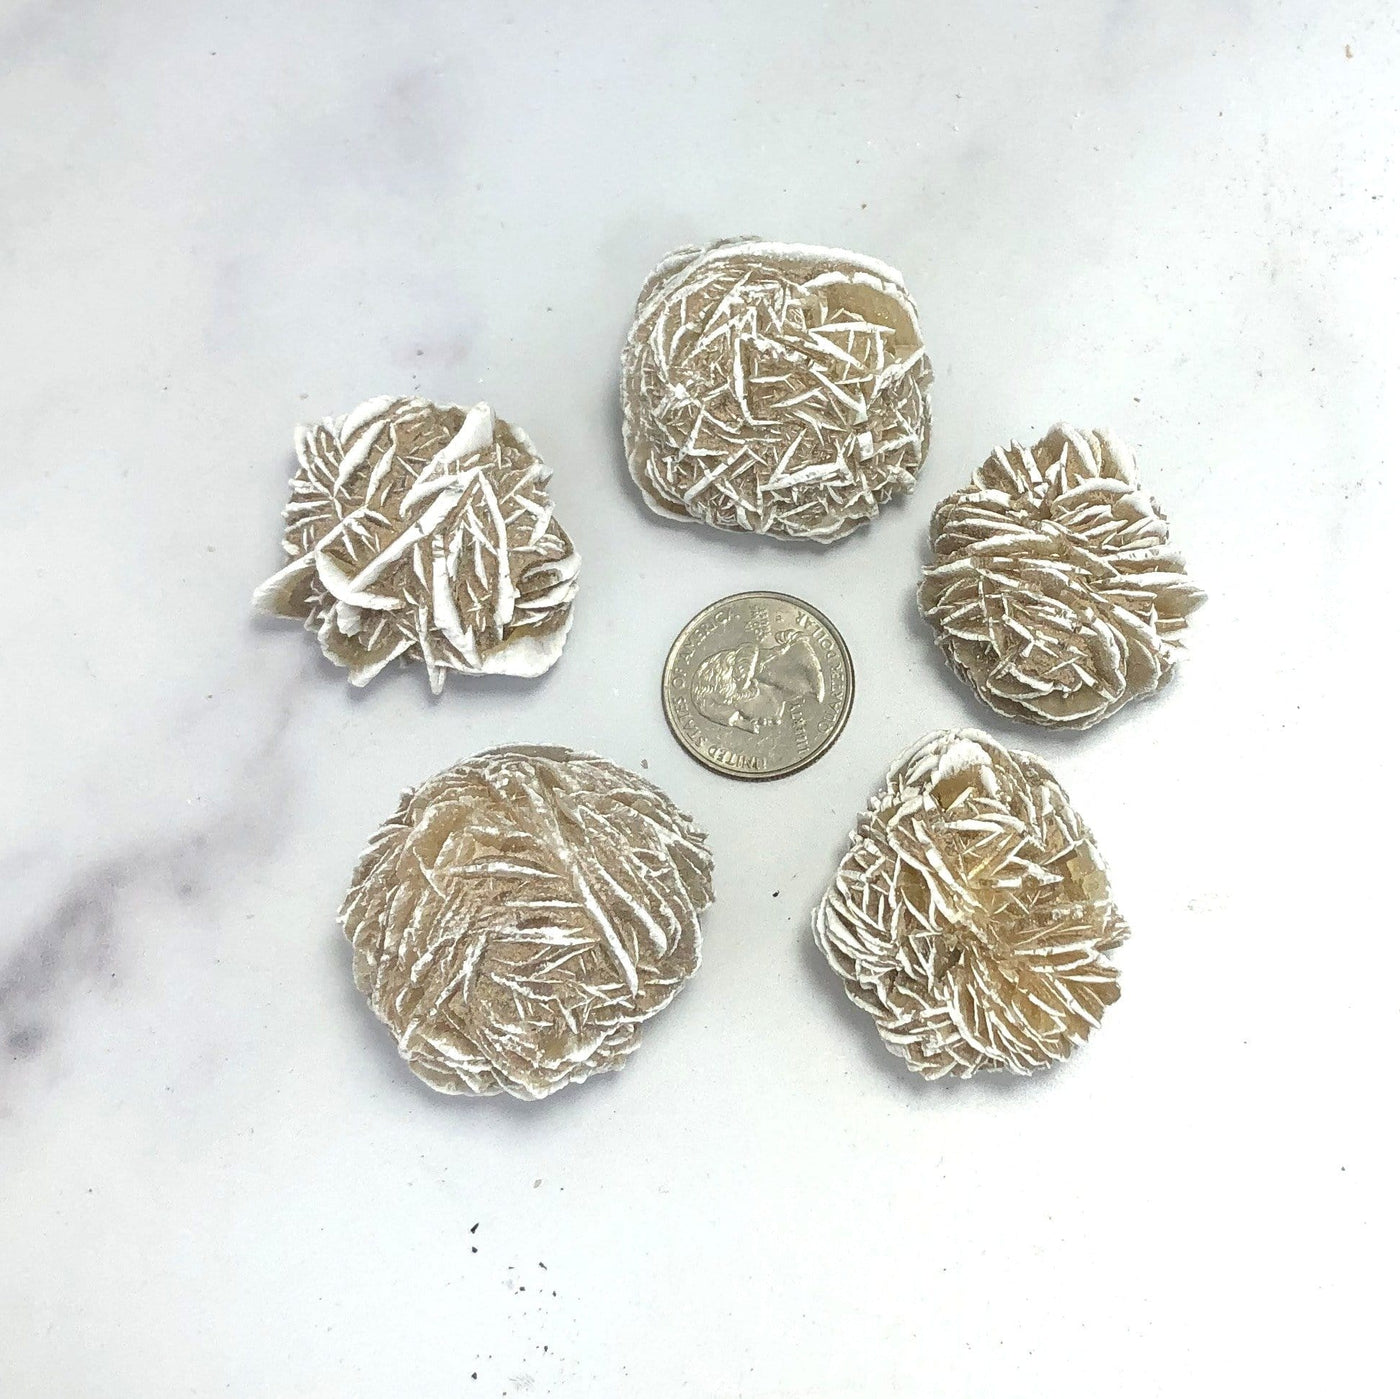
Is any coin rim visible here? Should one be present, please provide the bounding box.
[661,590,855,782]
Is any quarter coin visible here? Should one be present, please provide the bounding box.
[662,592,854,780]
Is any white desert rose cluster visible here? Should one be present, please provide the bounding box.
[622,238,932,543]
[340,746,714,1100]
[254,396,580,692]
[918,425,1205,728]
[814,730,1127,1079]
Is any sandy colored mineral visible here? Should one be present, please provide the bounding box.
[813,729,1127,1079]
[918,424,1205,728]
[253,396,580,692]
[621,237,932,543]
[340,746,713,1100]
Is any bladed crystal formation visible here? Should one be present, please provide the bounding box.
[340,746,714,1100]
[814,730,1128,1079]
[918,425,1205,728]
[622,238,932,542]
[254,396,580,691]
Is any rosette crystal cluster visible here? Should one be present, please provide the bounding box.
[814,730,1128,1079]
[254,396,580,691]
[622,238,932,543]
[340,746,714,1100]
[918,425,1205,728]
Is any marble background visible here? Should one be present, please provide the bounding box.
[2,2,1396,1394]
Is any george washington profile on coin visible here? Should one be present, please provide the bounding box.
[690,630,825,734]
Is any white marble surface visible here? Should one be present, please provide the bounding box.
[2,2,1396,1394]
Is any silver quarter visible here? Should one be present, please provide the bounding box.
[662,592,854,781]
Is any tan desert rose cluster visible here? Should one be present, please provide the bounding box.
[622,238,932,543]
[814,729,1128,1079]
[254,396,580,692]
[340,746,714,1100]
[919,425,1205,728]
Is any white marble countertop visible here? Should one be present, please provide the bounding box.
[3,2,1396,1394]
